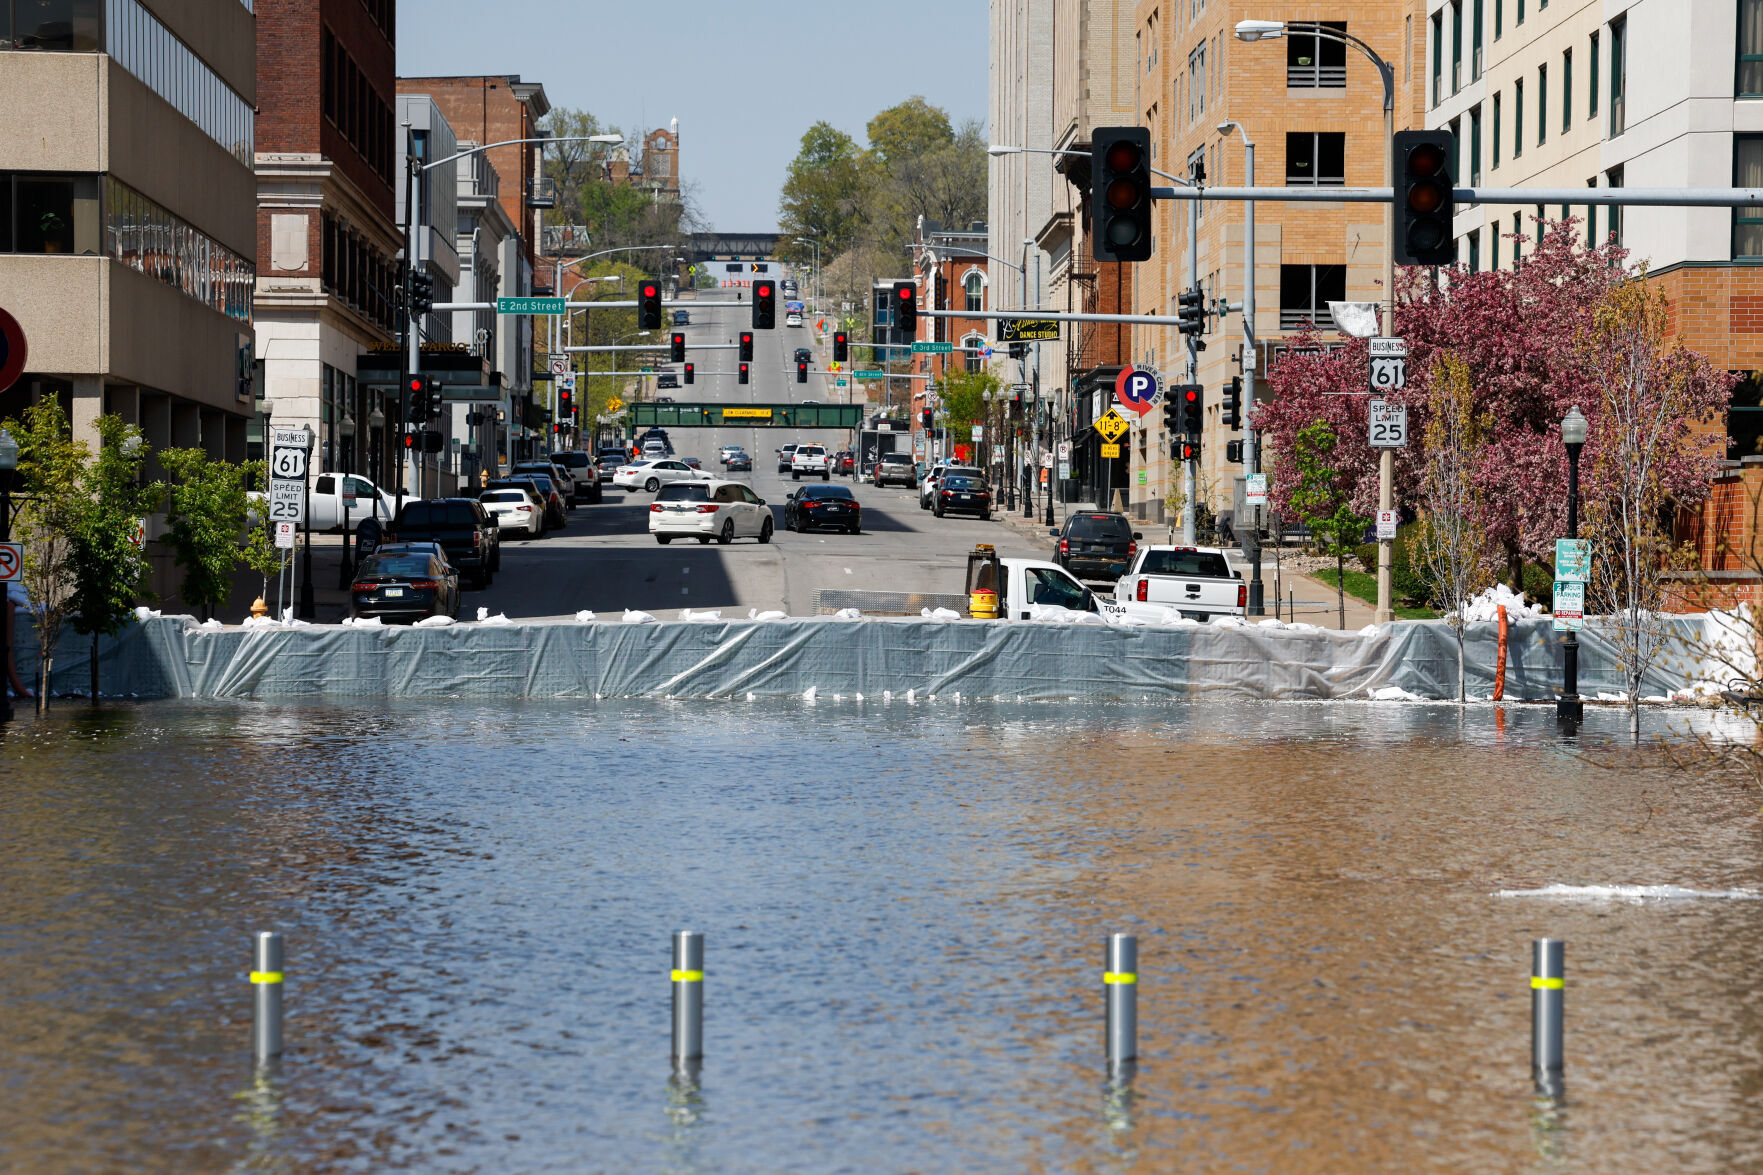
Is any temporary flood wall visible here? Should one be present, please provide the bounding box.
[10,613,1706,703]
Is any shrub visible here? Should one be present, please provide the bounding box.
[1354,521,1435,605]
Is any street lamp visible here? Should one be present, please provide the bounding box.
[1558,406,1588,723]
[1217,118,1264,615]
[0,425,17,723]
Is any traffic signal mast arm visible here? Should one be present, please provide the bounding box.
[1134,184,1763,208]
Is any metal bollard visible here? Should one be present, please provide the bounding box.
[1531,938,1564,1094]
[1104,933,1138,1068]
[671,930,704,1064]
[251,931,284,1062]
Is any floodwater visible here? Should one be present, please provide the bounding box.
[2,699,1762,1174]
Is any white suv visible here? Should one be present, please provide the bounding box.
[791,443,831,481]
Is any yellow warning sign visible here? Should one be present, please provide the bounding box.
[723,407,774,419]
[606,397,625,414]
[1095,409,1130,442]
[1101,443,1121,458]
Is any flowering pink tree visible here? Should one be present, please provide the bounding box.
[1254,221,1728,589]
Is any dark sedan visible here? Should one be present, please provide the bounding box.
[350,550,460,623]
[784,484,862,534]
[932,474,993,520]
[1051,511,1142,583]
[726,451,753,471]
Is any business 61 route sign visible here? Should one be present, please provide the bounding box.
[1113,365,1163,417]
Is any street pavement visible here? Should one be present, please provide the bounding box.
[475,289,1048,619]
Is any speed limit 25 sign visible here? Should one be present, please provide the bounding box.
[1368,400,1408,448]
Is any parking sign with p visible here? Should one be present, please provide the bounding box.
[1113,365,1163,417]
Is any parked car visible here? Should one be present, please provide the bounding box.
[872,453,917,487]
[388,499,500,589]
[512,461,577,509]
[830,450,855,476]
[784,483,862,534]
[672,308,691,325]
[479,486,546,538]
[791,443,831,481]
[725,451,753,471]
[776,442,799,473]
[548,451,605,504]
[919,464,982,510]
[613,458,707,493]
[350,549,460,623]
[1112,545,1246,623]
[1051,511,1142,583]
[932,474,993,520]
[649,479,773,545]
[489,476,566,530]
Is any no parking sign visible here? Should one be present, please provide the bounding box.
[1113,365,1163,417]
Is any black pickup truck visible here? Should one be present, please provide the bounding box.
[390,499,500,589]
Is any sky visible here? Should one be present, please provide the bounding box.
[398,1,990,232]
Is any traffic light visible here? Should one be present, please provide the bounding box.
[1179,438,1201,462]
[409,270,435,316]
[683,363,694,385]
[892,281,917,335]
[1178,383,1203,436]
[1091,126,1154,263]
[559,387,574,417]
[1226,439,1244,463]
[752,279,776,329]
[671,332,686,362]
[1161,396,1181,435]
[1177,289,1205,337]
[921,408,933,430]
[405,375,434,420]
[738,362,750,384]
[426,385,445,421]
[833,331,848,362]
[739,331,754,361]
[1223,376,1242,430]
[402,430,443,453]
[639,280,663,329]
[796,360,808,384]
[1394,129,1456,265]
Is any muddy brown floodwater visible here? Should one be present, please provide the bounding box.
[1,698,1761,1174]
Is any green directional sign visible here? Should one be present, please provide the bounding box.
[853,369,885,379]
[911,341,953,353]
[497,297,567,315]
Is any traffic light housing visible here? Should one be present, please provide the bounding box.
[638,280,663,329]
[833,331,848,362]
[1161,396,1181,435]
[892,281,917,335]
[406,375,437,420]
[1223,376,1242,430]
[1179,438,1201,462]
[1226,439,1244,463]
[753,279,776,329]
[796,360,808,384]
[921,408,933,430]
[671,332,686,362]
[1177,289,1205,337]
[1178,383,1203,436]
[683,363,694,385]
[739,332,754,361]
[1091,126,1154,263]
[1394,129,1456,265]
[738,362,750,384]
[558,386,574,417]
[409,270,435,316]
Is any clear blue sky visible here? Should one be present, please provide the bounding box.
[397,1,990,231]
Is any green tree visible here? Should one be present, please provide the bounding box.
[1289,419,1372,627]
[865,97,954,166]
[777,122,863,263]
[938,366,1002,433]
[238,461,285,613]
[1415,354,1495,698]
[67,415,155,701]
[4,397,87,709]
[158,448,250,621]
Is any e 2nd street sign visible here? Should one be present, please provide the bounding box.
[1368,400,1408,448]
[1369,336,1407,393]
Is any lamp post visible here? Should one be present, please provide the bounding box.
[1217,119,1264,616]
[0,425,16,723]
[1238,18,1397,623]
[336,413,358,588]
[1558,406,1587,723]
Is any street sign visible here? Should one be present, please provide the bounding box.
[0,541,20,583]
[268,425,309,525]
[1113,366,1162,416]
[498,297,567,315]
[1369,336,1407,392]
[911,341,953,354]
[1058,461,1071,480]
[1095,409,1130,443]
[606,397,625,414]
[853,369,885,379]
[1101,442,1121,458]
[558,373,576,391]
[267,481,305,524]
[998,318,1061,342]
[1368,400,1408,448]
[549,356,568,376]
[1246,473,1267,505]
[127,518,145,548]
[1377,509,1398,540]
[1552,581,1585,632]
[971,424,984,442]
[0,306,27,394]
[1554,538,1591,583]
[835,379,848,387]
[1057,441,1072,461]
[273,521,296,549]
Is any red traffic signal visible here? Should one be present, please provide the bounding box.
[796,360,808,384]
[892,281,917,334]
[683,362,694,384]
[752,280,776,329]
[1091,126,1154,263]
[1394,129,1456,265]
[833,331,848,362]
[671,331,686,362]
[638,281,662,329]
[739,331,754,361]
[738,362,750,384]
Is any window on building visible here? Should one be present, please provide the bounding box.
[1736,138,1763,258]
[1729,372,1763,459]
[1451,1,1463,93]
[1472,0,1483,79]
[1517,0,1525,24]
[1514,79,1524,157]
[1286,132,1345,185]
[1189,40,1207,120]
[1495,0,1503,38]
[1279,264,1346,331]
[1512,212,1523,261]
[1587,179,1599,246]
[1491,226,1500,269]
[321,23,394,185]
[1538,65,1548,144]
[963,334,985,373]
[1449,117,1462,180]
[1590,31,1600,113]
[4,173,100,255]
[1742,0,1763,96]
[1563,51,1573,128]
[1470,105,1483,184]
[1610,17,1626,135]
[103,177,254,320]
[1432,12,1443,105]
[964,271,984,312]
[1287,20,1346,87]
[1463,230,1477,271]
[2,0,102,51]
[1606,164,1623,245]
[1493,92,1502,167]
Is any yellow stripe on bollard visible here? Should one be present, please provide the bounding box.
[1531,976,1564,990]
[1103,971,1137,985]
[249,971,284,984]
[671,969,704,983]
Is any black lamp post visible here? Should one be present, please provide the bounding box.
[1558,405,1587,723]
[0,425,17,724]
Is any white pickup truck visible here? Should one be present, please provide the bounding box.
[974,554,1129,622]
[250,473,404,533]
[791,443,832,481]
[1111,545,1246,623]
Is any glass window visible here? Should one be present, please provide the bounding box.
[102,0,254,165]
[1472,0,1483,78]
[1728,372,1763,459]
[1451,1,1462,93]
[1140,549,1230,576]
[1515,80,1524,157]
[1610,17,1626,135]
[1286,132,1345,185]
[11,0,103,50]
[1279,264,1346,331]
[1736,139,1763,258]
[1538,65,1548,144]
[1563,51,1573,128]
[1743,1,1763,97]
[1495,0,1502,38]
[964,271,983,311]
[11,174,99,254]
[103,176,254,320]
[1431,12,1442,105]
[1590,32,1600,112]
[963,335,985,373]
[1493,92,1502,167]
[0,177,9,252]
[1470,105,1482,184]
[1491,228,1500,270]
[1287,21,1346,88]
[1026,567,1090,610]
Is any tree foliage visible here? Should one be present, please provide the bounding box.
[158,448,250,620]
[540,107,706,255]
[1416,354,1496,698]
[4,397,87,708]
[777,122,863,263]
[1287,419,1371,623]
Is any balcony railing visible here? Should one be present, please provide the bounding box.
[1279,309,1326,332]
[1287,63,1347,88]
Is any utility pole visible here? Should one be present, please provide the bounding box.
[1182,164,1201,543]
[1222,121,1264,615]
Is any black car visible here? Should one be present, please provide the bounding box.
[726,451,753,471]
[793,347,813,365]
[390,498,501,588]
[350,549,460,623]
[1051,511,1142,583]
[933,475,993,520]
[657,371,680,389]
[672,309,691,325]
[784,483,862,534]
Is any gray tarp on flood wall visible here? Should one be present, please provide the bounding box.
[12,614,1700,702]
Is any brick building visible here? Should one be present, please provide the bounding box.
[912,221,997,466]
[252,0,399,481]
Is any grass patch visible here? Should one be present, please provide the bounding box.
[1313,567,1438,620]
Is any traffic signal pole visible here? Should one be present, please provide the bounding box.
[1377,70,1398,626]
[1183,172,1200,544]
